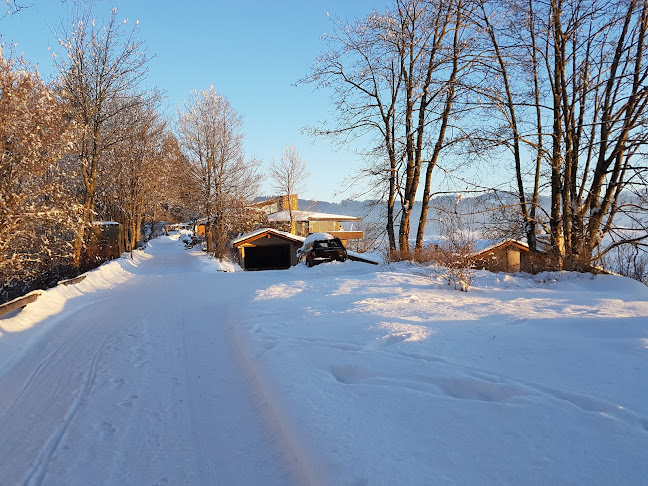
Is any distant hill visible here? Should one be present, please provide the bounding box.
[257,194,553,241]
[297,195,536,240]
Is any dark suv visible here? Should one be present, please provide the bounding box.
[298,235,347,267]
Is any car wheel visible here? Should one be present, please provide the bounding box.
[306,255,314,267]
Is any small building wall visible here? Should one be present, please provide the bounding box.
[196,222,207,236]
[84,222,124,269]
[473,246,512,273]
[507,249,521,272]
[472,243,552,274]
[278,194,298,211]
[309,220,340,233]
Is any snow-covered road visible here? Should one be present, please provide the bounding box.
[0,236,306,486]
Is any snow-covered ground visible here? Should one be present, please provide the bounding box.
[1,233,647,485]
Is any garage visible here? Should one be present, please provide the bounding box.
[231,228,304,271]
[243,245,291,270]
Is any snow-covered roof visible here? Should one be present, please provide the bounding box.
[266,210,361,223]
[93,221,120,226]
[471,239,530,257]
[231,228,305,247]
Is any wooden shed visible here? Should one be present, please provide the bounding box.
[471,239,539,273]
[231,228,305,271]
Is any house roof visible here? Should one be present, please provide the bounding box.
[249,199,277,209]
[266,210,361,223]
[231,228,306,248]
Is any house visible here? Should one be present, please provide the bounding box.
[167,222,193,232]
[194,218,209,236]
[231,228,305,271]
[251,195,363,245]
[266,210,363,244]
[250,194,298,215]
[471,239,549,273]
[232,195,365,271]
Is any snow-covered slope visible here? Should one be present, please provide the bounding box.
[1,234,647,485]
[235,264,648,485]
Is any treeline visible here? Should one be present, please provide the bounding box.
[0,7,279,304]
[306,0,648,271]
[1,9,203,303]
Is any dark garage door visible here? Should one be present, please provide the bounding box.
[244,245,291,270]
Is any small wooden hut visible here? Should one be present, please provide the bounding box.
[231,228,305,271]
[471,239,548,273]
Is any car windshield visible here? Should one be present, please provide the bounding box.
[314,239,342,249]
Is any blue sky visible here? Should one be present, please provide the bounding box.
[1,1,387,202]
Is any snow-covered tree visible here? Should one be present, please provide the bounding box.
[54,7,152,267]
[0,51,80,303]
[178,86,262,257]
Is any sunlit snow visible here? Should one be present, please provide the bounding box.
[1,233,647,485]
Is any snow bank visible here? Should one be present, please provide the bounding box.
[347,250,381,264]
[0,248,152,373]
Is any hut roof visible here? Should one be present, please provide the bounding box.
[231,228,305,248]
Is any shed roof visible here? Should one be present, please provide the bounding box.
[231,228,305,248]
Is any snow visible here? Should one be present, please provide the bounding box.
[300,232,338,247]
[347,250,381,264]
[266,210,361,222]
[472,238,529,254]
[1,235,647,485]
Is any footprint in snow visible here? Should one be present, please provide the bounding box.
[98,421,116,435]
[119,394,139,408]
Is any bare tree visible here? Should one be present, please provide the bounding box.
[55,7,152,267]
[414,0,479,250]
[472,0,547,253]
[304,7,404,250]
[178,86,262,257]
[94,96,166,256]
[156,133,202,223]
[268,144,309,229]
[305,0,476,255]
[2,0,31,16]
[477,0,648,271]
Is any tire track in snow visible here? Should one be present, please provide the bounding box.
[182,310,224,486]
[2,237,309,485]
[0,325,98,478]
[23,332,113,486]
[0,336,73,437]
[225,304,313,486]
